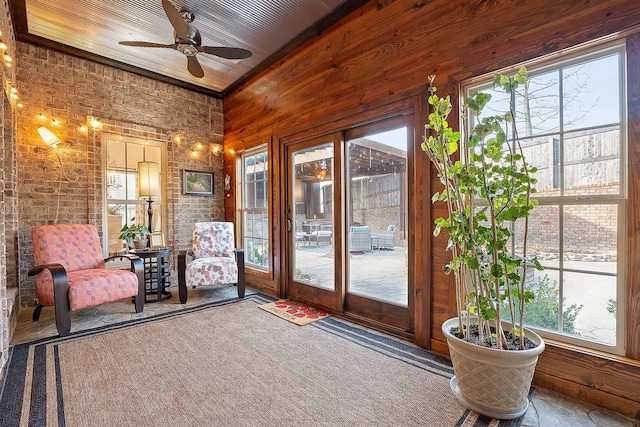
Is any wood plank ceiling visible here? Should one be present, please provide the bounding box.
[9,0,369,97]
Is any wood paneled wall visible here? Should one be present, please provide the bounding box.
[224,0,640,418]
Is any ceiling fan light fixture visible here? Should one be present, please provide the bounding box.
[177,44,198,56]
[180,10,194,24]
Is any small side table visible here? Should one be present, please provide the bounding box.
[370,235,380,251]
[130,248,172,303]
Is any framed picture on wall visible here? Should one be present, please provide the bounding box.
[149,232,165,248]
[183,170,214,196]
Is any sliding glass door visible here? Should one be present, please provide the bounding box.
[344,118,410,329]
[286,135,341,311]
[284,116,412,330]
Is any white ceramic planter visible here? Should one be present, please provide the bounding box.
[442,317,545,420]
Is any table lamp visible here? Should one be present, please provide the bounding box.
[137,161,160,233]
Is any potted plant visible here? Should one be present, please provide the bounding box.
[119,217,149,249]
[422,67,545,419]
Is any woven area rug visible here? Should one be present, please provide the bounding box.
[0,295,526,426]
[257,300,330,325]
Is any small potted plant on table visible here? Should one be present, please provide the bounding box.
[119,217,149,249]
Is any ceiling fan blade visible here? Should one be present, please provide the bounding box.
[162,0,190,40]
[199,46,252,60]
[119,41,176,48]
[187,55,204,78]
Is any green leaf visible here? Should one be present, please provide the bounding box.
[466,257,480,269]
[447,141,458,154]
[491,263,503,278]
[533,259,544,271]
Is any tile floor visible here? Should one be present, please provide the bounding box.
[7,285,639,427]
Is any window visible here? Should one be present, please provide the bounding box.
[104,135,165,255]
[465,41,626,354]
[240,147,269,270]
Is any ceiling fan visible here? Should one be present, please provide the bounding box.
[119,0,252,78]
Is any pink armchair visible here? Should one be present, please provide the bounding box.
[178,222,245,303]
[28,224,145,336]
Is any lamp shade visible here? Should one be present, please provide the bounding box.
[137,161,160,198]
[37,126,61,148]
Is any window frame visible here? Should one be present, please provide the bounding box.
[463,40,627,355]
[102,134,167,255]
[239,145,271,272]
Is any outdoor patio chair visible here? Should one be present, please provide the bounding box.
[178,222,245,303]
[295,219,308,246]
[371,224,398,249]
[29,223,145,337]
[349,225,371,252]
[305,222,332,245]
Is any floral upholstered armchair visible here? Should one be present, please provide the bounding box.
[29,224,145,337]
[178,222,245,304]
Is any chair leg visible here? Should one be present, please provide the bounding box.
[178,250,188,304]
[32,305,44,322]
[236,249,246,299]
[131,256,145,313]
[51,271,71,337]
[55,308,71,337]
[179,282,187,304]
[53,285,71,336]
[134,292,144,313]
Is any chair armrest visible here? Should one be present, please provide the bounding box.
[104,254,143,274]
[234,248,245,267]
[28,263,71,328]
[28,263,67,279]
[177,249,195,303]
[178,250,194,265]
[178,249,192,283]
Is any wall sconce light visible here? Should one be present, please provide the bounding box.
[37,108,62,126]
[137,161,160,233]
[37,126,62,148]
[8,86,20,106]
[0,32,12,68]
[89,117,102,129]
[167,131,183,145]
[211,144,223,155]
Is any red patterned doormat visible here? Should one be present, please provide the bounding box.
[258,300,330,325]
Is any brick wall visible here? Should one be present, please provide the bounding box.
[515,185,619,256]
[15,43,225,306]
[351,174,406,244]
[0,0,19,373]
